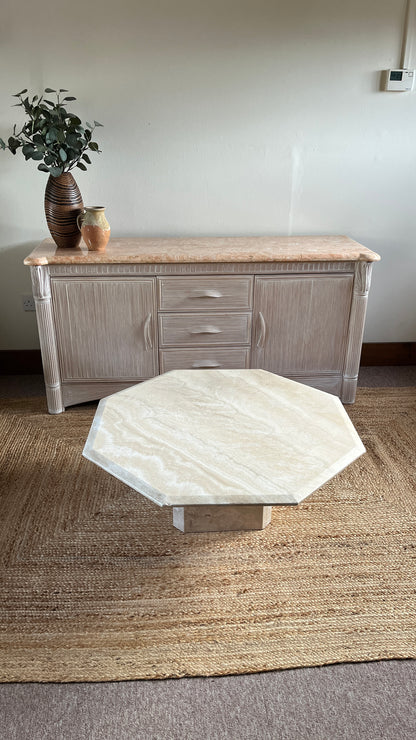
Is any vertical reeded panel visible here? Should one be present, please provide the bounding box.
[253,274,354,374]
[51,278,157,380]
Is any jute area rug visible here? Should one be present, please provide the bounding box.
[1,388,415,683]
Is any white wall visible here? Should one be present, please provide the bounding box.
[1,0,415,349]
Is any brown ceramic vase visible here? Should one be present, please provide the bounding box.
[44,172,84,249]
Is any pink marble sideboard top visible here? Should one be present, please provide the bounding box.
[24,236,381,266]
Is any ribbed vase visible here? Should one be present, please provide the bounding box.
[44,172,83,249]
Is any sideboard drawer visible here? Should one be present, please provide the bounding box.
[160,348,250,373]
[159,312,252,346]
[158,276,253,311]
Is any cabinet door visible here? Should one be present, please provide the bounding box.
[252,274,353,374]
[51,278,157,380]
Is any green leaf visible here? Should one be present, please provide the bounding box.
[59,88,69,92]
[33,133,44,145]
[65,133,79,147]
[44,154,55,165]
[76,162,87,171]
[84,129,91,141]
[45,128,58,143]
[44,99,56,107]
[13,88,27,96]
[63,96,76,101]
[22,144,35,156]
[88,142,99,151]
[59,147,67,162]
[93,120,103,127]
[31,151,44,160]
[50,165,63,176]
[37,163,50,173]
[85,122,93,129]
[0,138,6,149]
[82,153,91,164]
[69,115,81,126]
[44,88,56,93]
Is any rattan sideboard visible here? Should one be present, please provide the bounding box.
[24,236,380,413]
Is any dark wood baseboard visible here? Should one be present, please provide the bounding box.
[0,350,43,375]
[1,343,415,375]
[360,342,416,366]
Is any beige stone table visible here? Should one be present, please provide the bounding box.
[82,369,365,533]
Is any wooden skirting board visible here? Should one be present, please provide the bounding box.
[1,350,43,374]
[360,342,416,366]
[1,343,415,375]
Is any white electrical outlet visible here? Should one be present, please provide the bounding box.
[22,295,36,311]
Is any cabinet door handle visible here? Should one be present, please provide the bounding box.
[144,313,153,350]
[189,325,223,335]
[256,311,266,348]
[191,360,222,368]
[190,289,223,299]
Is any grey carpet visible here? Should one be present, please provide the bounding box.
[1,661,415,740]
[358,365,416,387]
[1,366,416,400]
[1,367,415,740]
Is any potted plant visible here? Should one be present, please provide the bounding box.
[0,88,103,248]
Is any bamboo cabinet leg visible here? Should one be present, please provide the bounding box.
[30,265,64,414]
[342,262,373,404]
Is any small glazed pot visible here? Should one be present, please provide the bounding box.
[77,206,110,252]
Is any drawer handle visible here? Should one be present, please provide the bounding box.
[191,360,222,368]
[190,289,223,299]
[144,313,153,350]
[189,325,223,335]
[256,311,266,348]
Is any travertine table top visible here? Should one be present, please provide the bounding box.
[24,235,380,265]
[83,369,365,507]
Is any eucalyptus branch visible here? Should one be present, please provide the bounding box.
[0,87,103,177]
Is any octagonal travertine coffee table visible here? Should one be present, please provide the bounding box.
[83,369,365,533]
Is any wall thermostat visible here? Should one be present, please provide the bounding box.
[383,69,415,91]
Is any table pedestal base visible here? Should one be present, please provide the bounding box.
[172,505,272,533]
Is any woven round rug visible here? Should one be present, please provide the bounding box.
[0,388,415,682]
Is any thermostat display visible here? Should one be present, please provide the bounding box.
[384,69,415,91]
